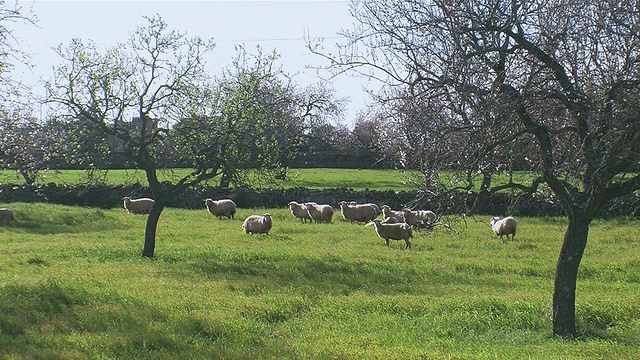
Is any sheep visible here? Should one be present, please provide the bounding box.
[204,198,237,219]
[382,205,405,223]
[0,208,14,221]
[242,213,273,235]
[123,197,155,214]
[305,202,334,223]
[490,216,517,242]
[288,201,312,223]
[404,209,437,229]
[364,203,382,216]
[339,201,378,224]
[381,216,402,224]
[366,219,413,249]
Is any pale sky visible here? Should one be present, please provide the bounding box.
[13,0,376,125]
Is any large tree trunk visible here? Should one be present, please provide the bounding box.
[552,213,590,338]
[219,171,231,189]
[472,172,492,213]
[141,203,165,258]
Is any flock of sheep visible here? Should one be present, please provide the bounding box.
[0,197,518,248]
[120,196,518,248]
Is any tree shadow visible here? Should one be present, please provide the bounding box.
[0,280,295,358]
[186,251,465,296]
[1,208,127,235]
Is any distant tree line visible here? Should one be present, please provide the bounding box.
[0,105,399,184]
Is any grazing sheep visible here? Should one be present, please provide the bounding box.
[242,213,273,235]
[0,208,14,221]
[305,203,334,223]
[366,219,413,249]
[204,198,237,219]
[339,201,378,224]
[288,201,312,223]
[123,197,155,214]
[404,209,437,229]
[364,203,382,216]
[381,216,402,224]
[347,201,380,215]
[490,216,517,242]
[382,205,405,223]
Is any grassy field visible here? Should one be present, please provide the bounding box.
[0,168,536,192]
[0,168,418,191]
[1,203,638,359]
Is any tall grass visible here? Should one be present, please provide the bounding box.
[1,203,638,359]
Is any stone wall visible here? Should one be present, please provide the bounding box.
[1,184,638,218]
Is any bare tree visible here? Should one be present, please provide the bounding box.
[315,0,640,337]
[0,1,44,181]
[46,15,216,258]
[0,0,36,104]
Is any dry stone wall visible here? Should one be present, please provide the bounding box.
[1,183,638,218]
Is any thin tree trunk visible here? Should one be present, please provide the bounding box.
[552,213,590,338]
[142,203,164,258]
[20,169,36,187]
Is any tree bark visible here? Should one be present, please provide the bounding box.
[472,172,492,212]
[552,212,590,338]
[141,203,165,258]
[20,169,36,187]
[219,172,231,189]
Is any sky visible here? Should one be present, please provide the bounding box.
[13,0,376,126]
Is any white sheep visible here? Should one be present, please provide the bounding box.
[0,208,14,221]
[382,205,405,223]
[366,219,413,249]
[339,201,378,224]
[349,201,382,216]
[204,198,237,219]
[242,213,273,235]
[490,216,517,242]
[381,216,402,224]
[364,203,382,217]
[123,197,155,214]
[288,201,312,223]
[404,209,437,229]
[305,203,334,223]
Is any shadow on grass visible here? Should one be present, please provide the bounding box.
[1,207,126,235]
[0,281,266,359]
[187,252,470,296]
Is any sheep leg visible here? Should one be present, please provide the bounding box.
[385,239,390,247]
[404,240,411,249]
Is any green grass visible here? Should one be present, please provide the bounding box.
[0,168,419,191]
[1,203,639,359]
[0,168,536,192]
